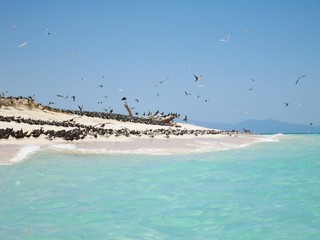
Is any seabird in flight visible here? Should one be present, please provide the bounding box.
[183,115,188,122]
[219,33,231,43]
[44,28,51,35]
[18,42,28,48]
[295,75,306,85]
[57,94,69,99]
[193,74,202,82]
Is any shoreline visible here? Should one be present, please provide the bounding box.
[0,97,266,165]
[0,134,274,165]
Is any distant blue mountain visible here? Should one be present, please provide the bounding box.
[191,119,320,134]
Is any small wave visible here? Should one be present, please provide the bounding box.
[256,133,285,143]
[46,143,214,156]
[48,144,77,151]
[47,144,177,156]
[10,145,41,163]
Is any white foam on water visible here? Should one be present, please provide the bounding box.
[46,142,211,156]
[256,133,285,143]
[10,145,41,163]
[48,144,77,151]
[43,135,282,157]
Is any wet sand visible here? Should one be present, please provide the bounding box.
[0,134,267,165]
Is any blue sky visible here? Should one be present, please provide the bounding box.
[1,0,320,125]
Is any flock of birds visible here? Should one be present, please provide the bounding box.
[4,23,311,125]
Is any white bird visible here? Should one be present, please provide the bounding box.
[219,33,231,43]
[18,42,28,48]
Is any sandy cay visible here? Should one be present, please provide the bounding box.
[0,97,268,165]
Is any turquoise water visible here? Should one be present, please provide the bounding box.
[1,134,320,239]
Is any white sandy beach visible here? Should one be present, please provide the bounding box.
[0,98,269,165]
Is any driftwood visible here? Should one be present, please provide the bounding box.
[159,115,175,123]
[147,114,177,126]
[123,101,133,117]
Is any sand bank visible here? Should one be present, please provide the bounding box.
[0,97,270,165]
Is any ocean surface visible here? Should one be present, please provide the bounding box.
[1,134,320,239]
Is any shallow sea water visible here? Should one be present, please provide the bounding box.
[1,134,320,239]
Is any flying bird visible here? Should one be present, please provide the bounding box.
[44,28,51,35]
[121,97,127,101]
[183,115,188,122]
[193,74,202,82]
[134,99,139,103]
[71,96,76,101]
[18,42,28,48]
[284,102,289,107]
[219,33,231,43]
[295,74,306,85]
[0,91,8,97]
[57,94,68,99]
[98,85,103,88]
